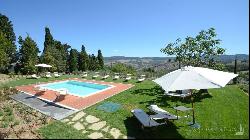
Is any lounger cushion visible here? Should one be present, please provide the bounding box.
[131,109,163,127]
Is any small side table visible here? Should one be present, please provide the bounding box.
[173,106,192,119]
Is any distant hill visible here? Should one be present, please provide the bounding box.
[104,54,248,63]
[216,54,249,63]
[104,54,249,70]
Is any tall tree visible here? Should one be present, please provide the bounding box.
[0,13,17,65]
[78,45,89,71]
[18,35,39,74]
[89,54,98,71]
[41,27,55,67]
[40,27,71,72]
[161,28,225,70]
[0,32,11,71]
[97,49,104,69]
[69,49,79,72]
[42,27,54,54]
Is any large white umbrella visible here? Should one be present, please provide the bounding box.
[35,64,52,75]
[153,66,238,127]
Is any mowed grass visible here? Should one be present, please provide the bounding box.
[82,79,249,139]
[2,75,249,139]
[38,121,86,139]
[0,74,79,88]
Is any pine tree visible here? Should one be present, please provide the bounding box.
[89,54,98,71]
[0,32,11,71]
[97,49,104,69]
[18,35,39,74]
[69,49,79,72]
[0,13,17,65]
[78,45,89,71]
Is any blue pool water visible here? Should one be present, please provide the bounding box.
[40,80,110,97]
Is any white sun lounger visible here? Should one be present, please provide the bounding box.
[31,74,40,79]
[113,75,119,80]
[148,105,178,120]
[131,109,166,128]
[92,74,99,79]
[164,90,191,98]
[137,75,146,82]
[125,76,131,81]
[82,72,88,78]
[54,72,60,78]
[102,75,109,79]
[56,88,68,95]
[45,72,52,78]
[137,77,145,82]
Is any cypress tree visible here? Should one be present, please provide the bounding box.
[43,27,54,54]
[78,45,89,71]
[97,49,104,69]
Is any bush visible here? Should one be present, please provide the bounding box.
[110,62,136,75]
[238,84,249,94]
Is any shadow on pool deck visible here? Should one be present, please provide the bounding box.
[10,92,77,120]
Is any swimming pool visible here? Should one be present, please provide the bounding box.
[38,80,113,97]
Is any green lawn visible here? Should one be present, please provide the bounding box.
[2,75,249,139]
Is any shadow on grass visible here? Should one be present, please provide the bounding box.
[124,116,184,139]
[131,86,213,106]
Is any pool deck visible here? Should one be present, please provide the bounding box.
[15,78,134,110]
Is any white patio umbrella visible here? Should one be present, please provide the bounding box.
[35,64,52,75]
[153,66,238,128]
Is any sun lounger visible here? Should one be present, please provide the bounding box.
[148,105,178,120]
[54,72,60,78]
[137,75,146,82]
[92,72,100,79]
[125,74,132,81]
[113,75,119,80]
[56,88,68,95]
[113,73,120,80]
[102,75,109,79]
[131,109,166,129]
[164,90,191,98]
[82,72,88,78]
[125,76,131,81]
[45,72,52,78]
[92,74,99,79]
[31,74,40,79]
[137,77,145,82]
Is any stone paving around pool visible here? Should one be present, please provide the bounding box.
[61,111,135,139]
[16,78,134,110]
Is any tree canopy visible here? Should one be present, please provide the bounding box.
[0,13,17,72]
[69,49,79,72]
[97,49,104,69]
[161,28,225,70]
[78,45,89,71]
[18,35,39,74]
[0,14,105,74]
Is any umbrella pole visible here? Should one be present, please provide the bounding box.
[191,90,195,125]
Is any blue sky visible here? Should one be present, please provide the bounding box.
[0,0,249,57]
